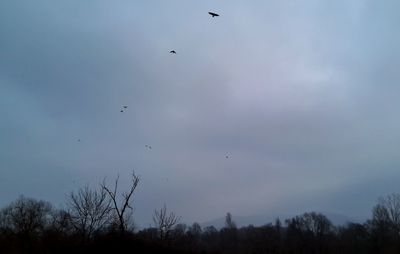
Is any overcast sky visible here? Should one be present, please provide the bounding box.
[1,0,400,227]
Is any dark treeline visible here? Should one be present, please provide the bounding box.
[1,172,400,253]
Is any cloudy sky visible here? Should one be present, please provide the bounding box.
[1,0,400,227]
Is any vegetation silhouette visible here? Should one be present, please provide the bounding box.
[1,177,400,253]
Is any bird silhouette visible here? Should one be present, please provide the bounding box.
[225,155,229,159]
[170,50,177,54]
[123,105,128,109]
[208,12,220,17]
[120,110,124,113]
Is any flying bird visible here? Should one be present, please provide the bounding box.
[120,110,124,113]
[225,155,229,159]
[123,105,128,109]
[170,50,177,54]
[208,12,220,17]
[145,145,152,150]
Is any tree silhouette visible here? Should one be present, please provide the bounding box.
[153,204,180,241]
[224,212,236,229]
[101,171,140,234]
[67,184,112,238]
[372,194,400,234]
[0,196,53,236]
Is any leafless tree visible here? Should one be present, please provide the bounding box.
[225,212,237,229]
[153,204,180,241]
[67,184,112,238]
[285,212,332,237]
[0,196,53,236]
[101,171,140,234]
[372,193,400,235]
[49,209,73,235]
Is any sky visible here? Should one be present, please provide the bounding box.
[1,0,400,227]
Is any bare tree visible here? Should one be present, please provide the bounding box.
[225,212,237,229]
[0,196,53,236]
[153,204,180,241]
[285,212,333,254]
[372,193,400,235]
[220,212,238,251]
[101,171,140,234]
[67,184,112,238]
[285,212,332,237]
[49,209,73,235]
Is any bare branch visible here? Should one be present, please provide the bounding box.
[67,184,112,238]
[153,204,181,241]
[101,171,140,234]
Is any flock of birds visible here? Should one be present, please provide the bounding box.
[169,12,220,55]
[77,11,230,159]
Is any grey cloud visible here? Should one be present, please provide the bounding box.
[1,1,400,226]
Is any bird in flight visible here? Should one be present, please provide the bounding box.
[120,110,124,113]
[208,12,220,17]
[225,155,229,159]
[170,50,177,54]
[145,145,152,150]
[123,105,128,109]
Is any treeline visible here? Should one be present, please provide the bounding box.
[1,172,400,253]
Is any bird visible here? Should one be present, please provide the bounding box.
[170,50,177,54]
[120,110,124,113]
[145,144,152,149]
[208,12,220,17]
[225,155,229,159]
[77,139,81,142]
[123,105,128,109]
